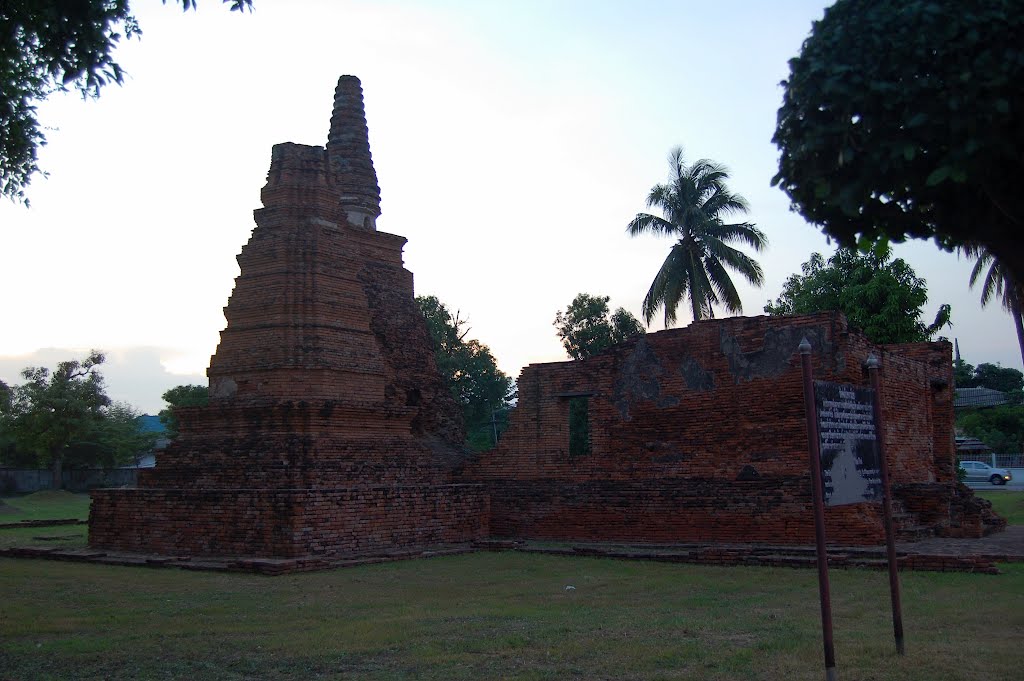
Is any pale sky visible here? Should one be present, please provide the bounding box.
[1,0,1019,414]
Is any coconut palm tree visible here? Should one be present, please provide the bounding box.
[627,147,767,327]
[963,244,1024,366]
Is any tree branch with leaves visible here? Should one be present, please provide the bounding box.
[1,351,109,488]
[554,293,644,360]
[416,296,514,451]
[773,0,1024,284]
[1,0,253,203]
[765,247,951,344]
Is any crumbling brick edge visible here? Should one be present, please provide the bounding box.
[2,539,1020,576]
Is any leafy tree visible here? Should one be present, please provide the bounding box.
[416,296,468,359]
[954,359,976,388]
[0,351,109,488]
[0,353,157,483]
[954,359,1024,403]
[62,402,158,469]
[1,0,253,203]
[96,402,157,467]
[0,380,15,466]
[159,384,209,438]
[416,295,514,451]
[553,293,644,360]
[963,245,1024,366]
[957,406,1024,454]
[764,247,951,344]
[772,0,1024,284]
[971,363,1024,394]
[627,147,767,327]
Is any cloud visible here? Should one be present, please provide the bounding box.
[0,347,206,415]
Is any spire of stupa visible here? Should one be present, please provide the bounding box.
[327,75,381,230]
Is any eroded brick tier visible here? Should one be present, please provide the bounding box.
[90,77,486,558]
[460,312,1003,545]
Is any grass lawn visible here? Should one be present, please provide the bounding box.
[0,491,90,550]
[1,553,1022,681]
[1,491,1021,679]
[0,490,91,522]
[976,490,1024,525]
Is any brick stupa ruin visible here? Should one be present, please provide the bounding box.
[90,76,488,562]
[91,76,1001,572]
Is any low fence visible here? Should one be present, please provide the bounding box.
[0,468,138,495]
[993,454,1024,469]
[957,453,1024,469]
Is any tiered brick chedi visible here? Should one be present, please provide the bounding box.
[89,76,487,558]
[91,76,998,566]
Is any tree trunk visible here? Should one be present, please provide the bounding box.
[50,450,64,491]
[1008,285,1024,368]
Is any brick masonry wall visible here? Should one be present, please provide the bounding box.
[90,485,488,558]
[461,312,985,546]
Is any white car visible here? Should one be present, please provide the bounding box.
[959,460,1013,485]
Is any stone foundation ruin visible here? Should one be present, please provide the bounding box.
[89,76,1001,568]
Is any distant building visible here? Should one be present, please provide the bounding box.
[955,435,991,462]
[132,415,168,468]
[954,387,1010,410]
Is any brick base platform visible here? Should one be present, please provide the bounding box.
[90,485,488,558]
[6,531,1021,575]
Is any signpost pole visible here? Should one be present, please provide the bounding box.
[867,353,906,655]
[799,338,838,681]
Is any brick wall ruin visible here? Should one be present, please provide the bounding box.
[460,312,998,545]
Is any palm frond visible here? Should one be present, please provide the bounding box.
[705,221,767,251]
[666,146,687,179]
[643,245,688,326]
[704,253,744,313]
[702,186,750,217]
[687,247,716,321]
[627,212,678,238]
[645,184,676,213]
[702,236,765,286]
[661,272,684,328]
[965,245,1017,312]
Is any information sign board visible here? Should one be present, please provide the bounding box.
[814,381,882,506]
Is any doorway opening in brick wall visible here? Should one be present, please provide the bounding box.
[567,395,591,456]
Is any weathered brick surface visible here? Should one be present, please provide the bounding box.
[461,312,990,546]
[89,486,487,558]
[90,76,473,560]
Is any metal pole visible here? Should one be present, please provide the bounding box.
[799,338,838,681]
[867,353,906,655]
